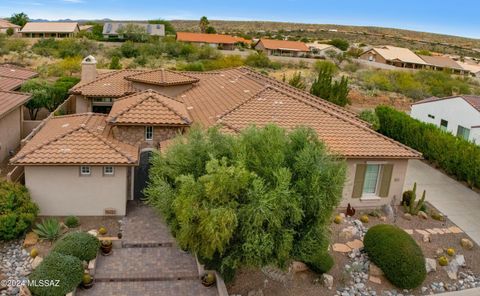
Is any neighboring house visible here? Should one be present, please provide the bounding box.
[79,25,93,32]
[102,23,165,39]
[0,19,21,34]
[0,64,38,91]
[0,91,31,163]
[411,95,480,144]
[457,61,480,78]
[176,32,250,50]
[419,55,466,75]
[307,42,341,57]
[254,38,310,57]
[359,45,427,69]
[20,22,80,38]
[11,56,420,216]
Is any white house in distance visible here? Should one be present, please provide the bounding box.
[306,42,342,58]
[411,95,480,143]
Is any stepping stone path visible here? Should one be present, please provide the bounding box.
[77,202,217,296]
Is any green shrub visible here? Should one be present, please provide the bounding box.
[64,216,79,228]
[33,218,61,241]
[364,224,426,289]
[245,52,279,69]
[376,106,480,188]
[0,181,38,241]
[358,110,379,130]
[52,232,100,261]
[327,38,349,51]
[109,56,122,70]
[28,251,83,296]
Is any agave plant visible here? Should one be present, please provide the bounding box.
[33,218,61,241]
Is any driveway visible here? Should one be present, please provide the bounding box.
[404,160,480,245]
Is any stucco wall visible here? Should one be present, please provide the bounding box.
[75,95,91,113]
[132,82,193,98]
[411,97,480,144]
[340,158,409,209]
[111,125,183,149]
[25,166,128,216]
[359,49,387,64]
[0,107,21,163]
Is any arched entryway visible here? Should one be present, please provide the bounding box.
[134,150,153,200]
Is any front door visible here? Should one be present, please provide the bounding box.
[134,151,153,200]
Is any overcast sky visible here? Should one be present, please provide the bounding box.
[1,0,479,39]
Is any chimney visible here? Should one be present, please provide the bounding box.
[81,55,97,83]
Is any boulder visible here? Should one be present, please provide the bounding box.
[425,258,437,273]
[87,229,98,237]
[369,275,382,284]
[436,248,444,256]
[403,213,412,221]
[448,226,463,234]
[455,255,466,267]
[460,238,474,250]
[332,243,351,253]
[31,256,43,270]
[346,239,364,250]
[418,211,428,219]
[379,216,387,222]
[369,263,384,276]
[23,232,38,248]
[423,234,431,243]
[291,261,309,273]
[382,204,394,219]
[321,273,334,289]
[446,260,459,280]
[19,285,32,296]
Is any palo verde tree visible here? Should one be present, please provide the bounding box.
[310,66,350,107]
[145,125,346,281]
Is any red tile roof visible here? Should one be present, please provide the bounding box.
[0,76,25,91]
[0,90,31,118]
[108,90,191,125]
[256,39,309,52]
[176,32,251,44]
[0,64,38,80]
[71,70,142,97]
[11,113,138,165]
[125,69,199,86]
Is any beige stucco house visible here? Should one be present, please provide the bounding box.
[20,22,80,38]
[12,56,420,216]
[359,45,427,69]
[0,19,21,35]
[254,39,310,57]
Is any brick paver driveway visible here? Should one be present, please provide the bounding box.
[77,202,217,296]
[405,159,480,245]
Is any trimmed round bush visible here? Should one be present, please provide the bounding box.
[0,181,38,240]
[64,215,79,228]
[29,251,83,296]
[52,232,100,261]
[364,224,426,289]
[305,252,334,274]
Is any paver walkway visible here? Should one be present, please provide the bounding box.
[404,160,480,245]
[77,202,217,296]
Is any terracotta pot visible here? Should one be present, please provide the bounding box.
[82,280,94,289]
[101,241,112,256]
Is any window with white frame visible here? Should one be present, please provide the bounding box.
[145,126,153,140]
[103,166,114,176]
[362,164,381,195]
[80,166,91,176]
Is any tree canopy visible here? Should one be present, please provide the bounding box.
[145,125,346,281]
[199,16,209,33]
[9,12,29,27]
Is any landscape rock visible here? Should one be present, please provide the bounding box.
[332,243,352,253]
[22,232,38,248]
[403,213,412,221]
[321,273,334,289]
[425,258,437,273]
[291,261,309,273]
[369,275,382,284]
[418,211,428,219]
[446,260,459,280]
[460,238,474,250]
[19,285,32,296]
[369,263,384,276]
[448,226,463,234]
[87,229,99,237]
[31,256,43,270]
[455,255,466,267]
[379,216,387,222]
[436,248,444,256]
[382,204,394,219]
[346,239,363,250]
[423,234,431,243]
[247,289,264,296]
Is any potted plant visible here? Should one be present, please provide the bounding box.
[201,272,216,287]
[101,240,112,256]
[81,273,94,289]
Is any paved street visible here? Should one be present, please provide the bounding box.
[404,160,480,245]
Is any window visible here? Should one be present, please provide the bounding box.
[428,114,435,119]
[80,166,91,176]
[145,126,153,140]
[103,166,114,176]
[440,119,448,131]
[457,125,470,140]
[362,164,381,195]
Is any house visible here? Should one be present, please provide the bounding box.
[11,56,420,216]
[254,38,310,57]
[359,45,427,69]
[176,32,250,50]
[79,25,94,32]
[419,55,466,74]
[20,22,80,38]
[102,23,165,40]
[306,42,341,57]
[0,91,31,163]
[411,95,480,143]
[0,64,38,91]
[0,19,21,35]
[457,61,480,77]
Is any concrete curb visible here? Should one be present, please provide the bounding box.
[436,288,480,295]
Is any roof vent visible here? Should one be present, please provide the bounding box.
[61,123,70,128]
[187,106,193,110]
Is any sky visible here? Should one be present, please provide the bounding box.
[1,0,480,39]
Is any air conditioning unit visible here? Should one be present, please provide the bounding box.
[104,208,117,216]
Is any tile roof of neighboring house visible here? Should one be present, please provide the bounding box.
[11,113,138,165]
[218,87,419,158]
[102,22,165,36]
[457,61,480,74]
[0,76,25,91]
[0,64,38,80]
[108,89,191,125]
[306,43,336,51]
[256,39,309,52]
[176,32,251,44]
[71,70,143,97]
[79,25,93,31]
[370,45,427,65]
[419,55,464,70]
[0,90,31,119]
[413,95,480,112]
[125,69,199,86]
[20,22,79,33]
[0,19,20,29]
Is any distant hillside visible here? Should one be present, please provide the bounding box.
[171,20,480,57]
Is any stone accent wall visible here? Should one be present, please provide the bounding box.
[111,125,184,149]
